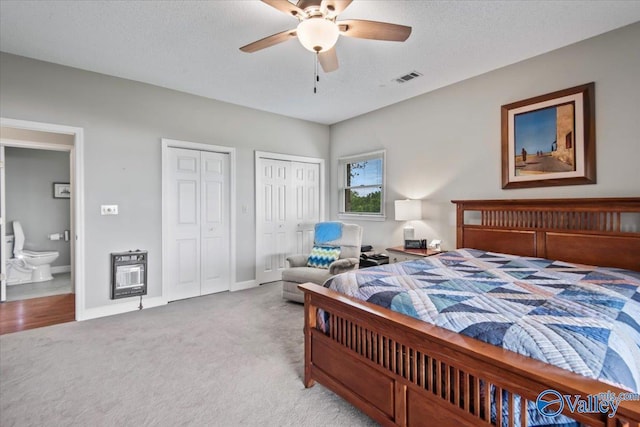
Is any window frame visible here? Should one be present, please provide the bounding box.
[338,150,386,221]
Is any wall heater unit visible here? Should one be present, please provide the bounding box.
[111,250,147,299]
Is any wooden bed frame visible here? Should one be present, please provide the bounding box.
[299,198,640,427]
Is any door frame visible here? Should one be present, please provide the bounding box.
[0,117,85,319]
[161,138,236,299]
[254,151,325,285]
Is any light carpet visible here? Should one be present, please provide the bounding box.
[0,282,376,426]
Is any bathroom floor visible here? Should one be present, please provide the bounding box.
[6,273,72,302]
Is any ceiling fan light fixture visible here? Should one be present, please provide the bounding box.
[296,17,339,53]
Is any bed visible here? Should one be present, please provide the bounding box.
[298,198,640,427]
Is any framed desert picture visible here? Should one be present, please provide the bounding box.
[501,82,595,189]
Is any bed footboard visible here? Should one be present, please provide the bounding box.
[299,283,640,427]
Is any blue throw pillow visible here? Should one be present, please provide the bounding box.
[307,246,341,269]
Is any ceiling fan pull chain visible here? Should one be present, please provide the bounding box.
[314,52,319,94]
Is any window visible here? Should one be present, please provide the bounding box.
[338,150,385,219]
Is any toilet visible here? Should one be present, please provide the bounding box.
[5,221,59,284]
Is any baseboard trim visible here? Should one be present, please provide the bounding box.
[78,281,260,320]
[77,296,167,321]
[231,280,257,292]
[51,265,71,274]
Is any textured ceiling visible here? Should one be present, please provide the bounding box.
[1,1,639,125]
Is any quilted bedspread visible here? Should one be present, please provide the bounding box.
[324,249,640,394]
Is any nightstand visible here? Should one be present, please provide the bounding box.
[385,246,443,263]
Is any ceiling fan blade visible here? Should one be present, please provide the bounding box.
[318,47,339,73]
[297,0,322,9]
[262,0,307,19]
[239,29,297,53]
[338,19,412,42]
[321,0,353,16]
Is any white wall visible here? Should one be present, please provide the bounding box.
[330,23,640,252]
[0,52,330,310]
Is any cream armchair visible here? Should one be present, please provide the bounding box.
[282,222,363,303]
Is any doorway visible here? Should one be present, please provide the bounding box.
[161,139,236,302]
[0,117,85,329]
[255,151,324,285]
[3,146,72,301]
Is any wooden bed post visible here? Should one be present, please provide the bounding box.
[303,290,316,388]
[394,382,407,426]
[456,202,464,249]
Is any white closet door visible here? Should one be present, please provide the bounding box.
[256,158,290,284]
[167,148,201,301]
[256,157,321,285]
[167,148,230,301]
[200,151,230,295]
[292,162,319,255]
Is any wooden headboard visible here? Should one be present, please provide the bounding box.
[452,198,640,271]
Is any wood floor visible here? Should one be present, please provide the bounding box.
[0,293,75,335]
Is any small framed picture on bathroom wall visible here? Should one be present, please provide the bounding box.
[53,182,71,199]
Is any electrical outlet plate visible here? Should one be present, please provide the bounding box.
[101,205,118,215]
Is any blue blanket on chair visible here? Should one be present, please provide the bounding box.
[315,222,342,244]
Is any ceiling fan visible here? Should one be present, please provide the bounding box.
[240,0,412,73]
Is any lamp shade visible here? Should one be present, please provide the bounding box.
[395,199,422,221]
[296,18,339,53]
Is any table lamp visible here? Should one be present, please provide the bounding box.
[395,199,422,241]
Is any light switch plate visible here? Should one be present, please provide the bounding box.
[101,205,118,215]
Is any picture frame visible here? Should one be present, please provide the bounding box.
[501,82,595,189]
[53,182,71,199]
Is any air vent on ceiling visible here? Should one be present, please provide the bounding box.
[394,71,422,84]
